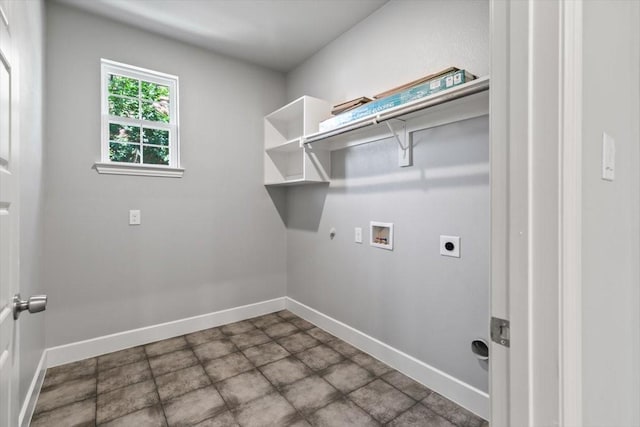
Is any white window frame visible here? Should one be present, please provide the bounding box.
[95,59,183,177]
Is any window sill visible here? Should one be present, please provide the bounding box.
[94,162,184,178]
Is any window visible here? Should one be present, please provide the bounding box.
[96,59,183,177]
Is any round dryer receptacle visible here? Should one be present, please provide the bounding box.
[471,339,489,361]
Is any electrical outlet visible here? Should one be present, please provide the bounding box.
[129,209,141,225]
[440,235,460,257]
[355,227,362,244]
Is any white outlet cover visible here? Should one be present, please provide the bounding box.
[440,235,460,258]
[354,227,363,244]
[129,209,141,225]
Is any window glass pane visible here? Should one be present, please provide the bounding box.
[108,75,139,97]
[142,100,170,123]
[143,146,169,165]
[143,128,169,146]
[109,96,139,118]
[109,142,140,163]
[109,123,140,143]
[141,81,170,102]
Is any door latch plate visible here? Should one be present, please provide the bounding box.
[491,316,510,347]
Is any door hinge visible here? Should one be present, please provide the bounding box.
[491,317,510,348]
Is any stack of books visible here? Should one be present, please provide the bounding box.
[319,68,476,133]
[331,97,373,115]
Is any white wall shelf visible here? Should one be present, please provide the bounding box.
[264,77,489,183]
[304,76,490,166]
[264,96,331,186]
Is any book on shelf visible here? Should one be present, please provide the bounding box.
[373,67,468,99]
[319,69,476,133]
[331,96,373,115]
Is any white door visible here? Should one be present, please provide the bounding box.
[0,2,18,425]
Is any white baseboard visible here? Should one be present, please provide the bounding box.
[285,297,490,420]
[19,349,47,427]
[46,297,286,368]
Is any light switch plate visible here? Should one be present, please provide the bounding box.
[440,235,460,258]
[602,132,615,181]
[129,209,141,225]
[354,227,363,244]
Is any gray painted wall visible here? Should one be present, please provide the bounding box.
[285,0,490,392]
[44,3,287,347]
[16,0,46,409]
[581,2,640,425]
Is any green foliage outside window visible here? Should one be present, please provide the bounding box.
[108,74,171,165]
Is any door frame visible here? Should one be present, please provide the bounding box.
[490,0,583,425]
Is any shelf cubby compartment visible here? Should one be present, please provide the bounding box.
[264,96,332,186]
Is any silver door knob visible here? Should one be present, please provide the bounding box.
[12,294,47,319]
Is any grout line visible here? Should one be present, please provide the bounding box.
[186,322,241,423]
[143,345,171,427]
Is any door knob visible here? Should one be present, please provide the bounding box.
[12,294,47,319]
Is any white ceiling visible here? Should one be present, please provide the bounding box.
[56,0,388,72]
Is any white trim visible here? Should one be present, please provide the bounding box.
[559,0,583,425]
[18,350,47,427]
[94,162,184,178]
[46,298,285,367]
[285,297,490,420]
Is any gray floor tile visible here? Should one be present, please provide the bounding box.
[145,336,189,358]
[249,313,282,329]
[98,360,152,394]
[422,392,486,427]
[322,361,374,394]
[306,327,335,343]
[276,310,298,320]
[204,352,254,382]
[282,376,340,416]
[289,317,315,331]
[217,369,275,408]
[193,339,237,364]
[326,339,360,357]
[163,386,227,427]
[348,379,415,423]
[387,403,456,427]
[185,328,226,347]
[221,320,257,336]
[277,332,319,354]
[33,316,483,427]
[259,356,312,388]
[156,364,211,402]
[295,345,343,371]
[42,358,97,390]
[96,379,159,424]
[242,341,290,367]
[194,410,239,426]
[100,404,167,427]
[149,349,199,377]
[351,352,392,377]
[308,398,379,427]
[264,322,299,339]
[229,329,271,350]
[98,346,146,371]
[30,398,96,427]
[232,392,299,427]
[34,377,97,414]
[381,371,431,401]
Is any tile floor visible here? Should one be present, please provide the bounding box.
[31,310,488,427]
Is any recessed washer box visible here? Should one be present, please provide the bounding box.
[370,222,393,250]
[440,235,460,257]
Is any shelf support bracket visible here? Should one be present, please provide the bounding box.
[385,119,412,167]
